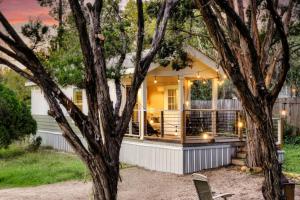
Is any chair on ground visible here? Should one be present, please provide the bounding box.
[192,173,234,200]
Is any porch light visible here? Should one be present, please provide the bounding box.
[202,80,207,85]
[238,121,244,128]
[197,72,200,79]
[185,101,189,106]
[154,76,157,84]
[281,103,287,117]
[292,88,296,96]
[177,75,180,83]
[203,133,209,139]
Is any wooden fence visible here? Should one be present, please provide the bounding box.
[192,97,300,129]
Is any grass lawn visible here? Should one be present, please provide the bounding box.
[283,144,300,174]
[0,145,88,189]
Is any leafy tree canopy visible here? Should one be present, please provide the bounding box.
[0,69,31,105]
[0,84,37,148]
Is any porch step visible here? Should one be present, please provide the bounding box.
[232,158,246,166]
[238,145,248,152]
[236,152,247,159]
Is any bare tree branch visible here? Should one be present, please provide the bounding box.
[214,0,267,96]
[0,57,38,83]
[266,0,291,104]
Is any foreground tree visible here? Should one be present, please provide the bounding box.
[0,0,178,199]
[196,0,298,199]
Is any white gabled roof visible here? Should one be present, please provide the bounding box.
[107,45,218,75]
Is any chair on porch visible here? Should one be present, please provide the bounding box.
[192,173,234,200]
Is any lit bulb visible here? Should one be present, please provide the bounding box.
[238,122,244,128]
[150,119,154,124]
[203,80,207,84]
[185,101,189,106]
[223,74,227,79]
[238,121,244,128]
[154,79,157,84]
[203,133,209,139]
[281,110,287,116]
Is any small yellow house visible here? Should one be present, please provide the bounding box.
[112,45,237,144]
[30,45,251,174]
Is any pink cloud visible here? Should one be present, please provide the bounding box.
[0,0,56,25]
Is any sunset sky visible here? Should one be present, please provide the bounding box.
[0,0,56,26]
[0,0,128,27]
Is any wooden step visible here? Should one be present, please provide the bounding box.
[236,152,247,159]
[232,158,246,166]
[239,145,247,152]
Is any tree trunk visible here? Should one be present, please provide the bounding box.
[245,105,283,200]
[246,113,263,167]
[86,154,120,200]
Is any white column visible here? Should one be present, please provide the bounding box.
[178,76,185,141]
[140,80,147,140]
[212,78,218,136]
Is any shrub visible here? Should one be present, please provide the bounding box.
[27,136,42,152]
[0,84,37,148]
[284,135,300,145]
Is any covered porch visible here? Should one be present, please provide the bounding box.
[124,47,245,144]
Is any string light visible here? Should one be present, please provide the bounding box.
[197,72,200,79]
[202,80,207,85]
[218,80,224,85]
[154,76,157,84]
[177,75,180,83]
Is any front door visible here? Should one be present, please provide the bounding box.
[163,86,180,136]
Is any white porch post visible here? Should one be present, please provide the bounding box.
[178,76,185,142]
[140,80,147,140]
[212,78,218,136]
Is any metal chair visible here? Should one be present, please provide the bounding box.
[192,173,234,200]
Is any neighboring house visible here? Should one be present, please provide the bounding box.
[27,46,283,174]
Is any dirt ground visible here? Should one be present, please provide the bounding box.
[0,166,299,200]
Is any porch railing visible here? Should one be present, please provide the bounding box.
[183,109,246,143]
[125,109,284,145]
[125,110,140,137]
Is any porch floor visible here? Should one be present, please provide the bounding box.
[140,133,244,145]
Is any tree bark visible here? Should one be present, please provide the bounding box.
[86,152,120,200]
[244,104,282,200]
[245,113,263,167]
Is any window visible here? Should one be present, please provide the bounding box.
[167,89,177,110]
[73,89,83,111]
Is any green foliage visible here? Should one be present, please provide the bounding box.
[21,19,49,50]
[43,22,85,87]
[285,136,300,145]
[191,80,212,100]
[0,69,31,105]
[27,136,42,152]
[283,144,300,174]
[0,145,87,188]
[0,84,37,148]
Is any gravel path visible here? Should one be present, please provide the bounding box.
[0,166,299,200]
